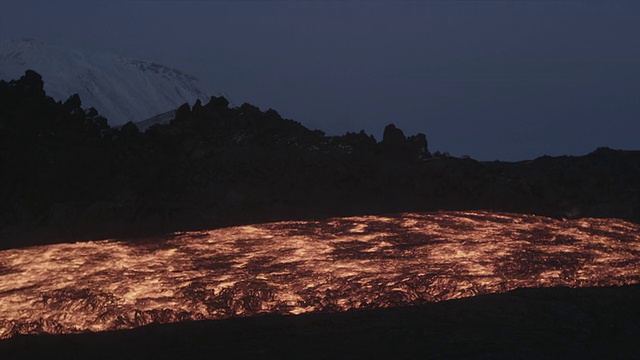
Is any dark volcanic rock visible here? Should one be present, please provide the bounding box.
[379,123,430,161]
[1,70,639,247]
[383,123,407,144]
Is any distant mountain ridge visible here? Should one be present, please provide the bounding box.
[0,39,210,125]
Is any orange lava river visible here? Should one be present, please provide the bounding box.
[1,211,639,339]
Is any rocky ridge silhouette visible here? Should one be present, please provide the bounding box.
[1,70,639,248]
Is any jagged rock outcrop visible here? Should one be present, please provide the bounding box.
[380,123,430,161]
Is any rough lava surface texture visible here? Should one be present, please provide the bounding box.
[0,211,638,339]
[0,39,211,125]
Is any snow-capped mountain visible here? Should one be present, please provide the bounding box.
[0,39,211,125]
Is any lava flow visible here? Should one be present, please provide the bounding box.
[1,210,639,339]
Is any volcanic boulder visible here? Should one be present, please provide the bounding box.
[379,123,429,161]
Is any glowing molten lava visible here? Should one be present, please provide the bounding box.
[1,211,639,339]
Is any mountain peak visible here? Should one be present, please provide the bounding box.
[0,39,211,125]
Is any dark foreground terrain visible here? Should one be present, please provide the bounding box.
[2,284,639,359]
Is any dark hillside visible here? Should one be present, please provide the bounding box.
[1,71,639,247]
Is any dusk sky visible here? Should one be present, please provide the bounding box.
[1,1,639,161]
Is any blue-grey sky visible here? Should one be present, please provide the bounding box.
[1,1,639,161]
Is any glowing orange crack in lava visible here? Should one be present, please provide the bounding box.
[0,211,639,339]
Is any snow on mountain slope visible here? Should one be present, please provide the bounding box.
[0,39,211,125]
[128,109,177,132]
